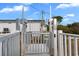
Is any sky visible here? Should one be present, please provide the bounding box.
[0,3,79,25]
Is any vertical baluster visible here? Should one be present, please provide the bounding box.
[43,34,45,53]
[44,34,46,54]
[38,33,39,55]
[74,37,78,56]
[68,36,72,56]
[11,38,13,56]
[8,39,11,56]
[32,33,36,53]
[40,33,42,55]
[29,32,32,53]
[34,33,36,54]
[64,35,67,56]
[30,33,34,53]
[0,42,2,56]
[46,34,48,54]
[4,39,8,56]
[10,38,12,56]
[42,34,44,54]
[25,32,29,53]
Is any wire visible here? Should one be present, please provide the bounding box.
[24,4,50,20]
[29,5,49,15]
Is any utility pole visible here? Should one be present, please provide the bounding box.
[40,11,45,32]
[21,5,26,56]
[22,5,24,23]
[22,5,27,32]
[41,11,44,20]
[49,4,52,32]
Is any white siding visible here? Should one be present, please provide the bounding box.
[26,23,41,32]
[0,23,16,33]
[0,22,42,33]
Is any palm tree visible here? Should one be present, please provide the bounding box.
[46,16,63,32]
[52,16,63,24]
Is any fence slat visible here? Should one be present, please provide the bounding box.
[74,37,78,56]
[58,30,64,56]
[0,42,2,56]
[68,36,72,56]
[64,35,67,56]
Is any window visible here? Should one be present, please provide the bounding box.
[2,28,10,33]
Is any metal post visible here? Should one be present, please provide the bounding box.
[49,19,53,32]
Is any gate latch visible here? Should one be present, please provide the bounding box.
[54,34,56,37]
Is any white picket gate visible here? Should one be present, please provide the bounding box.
[23,32,50,56]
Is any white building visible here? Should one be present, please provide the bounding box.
[0,20,46,34]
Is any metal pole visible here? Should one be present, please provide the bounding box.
[49,5,52,32]
[21,5,25,56]
[22,5,24,24]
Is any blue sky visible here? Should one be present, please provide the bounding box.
[0,3,79,25]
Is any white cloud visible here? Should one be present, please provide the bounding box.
[0,5,29,13]
[23,3,32,6]
[27,18,33,20]
[56,3,79,9]
[64,13,75,18]
[61,13,75,25]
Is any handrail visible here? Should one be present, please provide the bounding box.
[0,32,20,42]
[59,33,79,37]
[24,32,50,35]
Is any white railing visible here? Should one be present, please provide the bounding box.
[58,30,79,56]
[0,30,79,56]
[0,33,11,37]
[0,32,21,56]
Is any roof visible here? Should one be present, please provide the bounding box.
[0,20,16,23]
[0,19,45,23]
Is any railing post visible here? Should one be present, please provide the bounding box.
[68,36,72,56]
[58,30,64,56]
[49,32,54,56]
[64,35,67,56]
[0,42,2,56]
[53,18,58,56]
[74,37,78,56]
[20,32,24,56]
[20,21,27,56]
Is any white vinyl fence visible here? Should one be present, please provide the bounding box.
[0,32,21,56]
[0,30,79,56]
[58,30,79,56]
